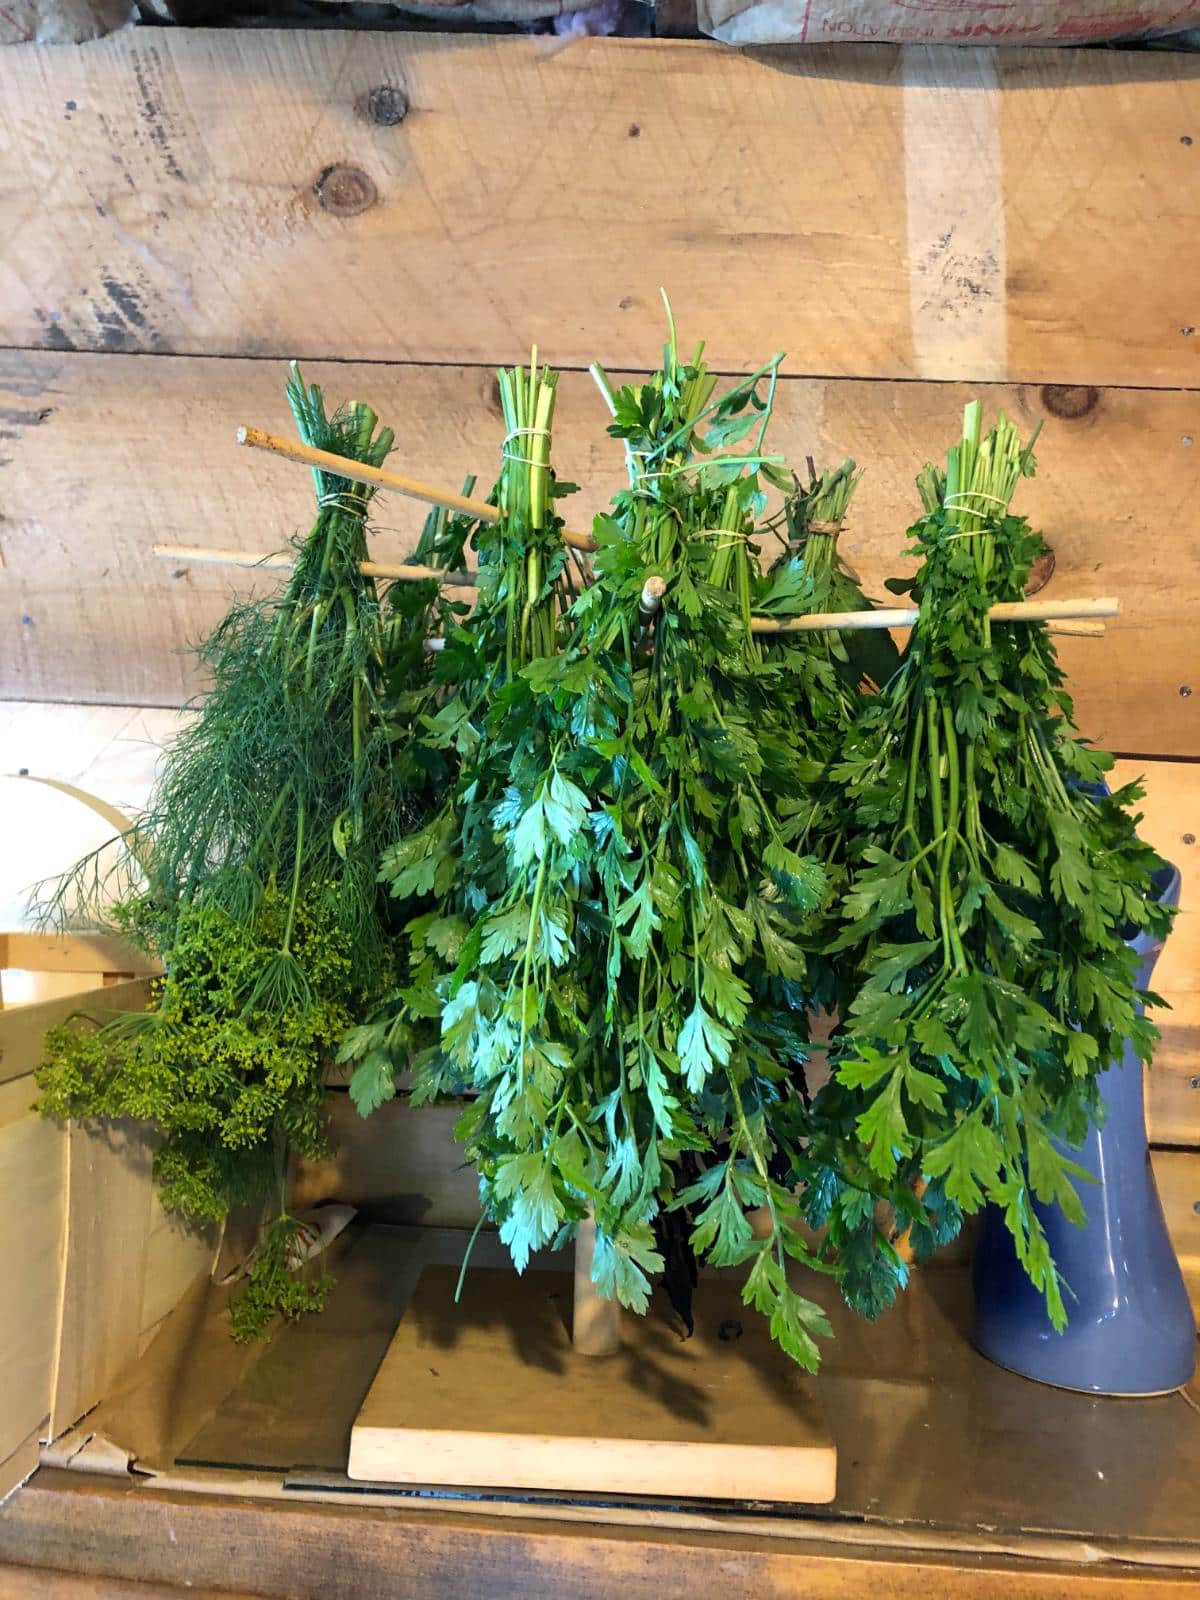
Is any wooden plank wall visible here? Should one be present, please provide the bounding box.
[0,1077,66,1500]
[0,35,1195,1281]
[0,35,1198,383]
[0,35,1196,748]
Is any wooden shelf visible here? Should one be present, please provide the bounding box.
[6,1224,1195,1595]
[4,1467,1199,1600]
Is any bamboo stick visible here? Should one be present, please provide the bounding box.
[989,597,1116,623]
[1044,620,1107,639]
[154,544,478,589]
[237,426,597,553]
[235,431,1117,634]
[748,596,1118,634]
[639,576,667,617]
[157,545,1113,635]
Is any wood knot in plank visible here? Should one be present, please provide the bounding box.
[359,85,408,126]
[314,165,378,217]
[1040,385,1099,421]
[1026,548,1056,596]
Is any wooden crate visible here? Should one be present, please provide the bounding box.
[0,947,212,1504]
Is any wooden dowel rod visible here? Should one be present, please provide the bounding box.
[362,561,476,588]
[158,545,1115,637]
[156,542,295,574]
[154,544,478,589]
[573,1213,621,1357]
[1048,620,1106,638]
[989,597,1116,622]
[639,576,666,617]
[749,596,1118,635]
[236,430,1118,624]
[427,624,1101,649]
[237,425,597,553]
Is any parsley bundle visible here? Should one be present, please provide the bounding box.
[758,461,901,1011]
[803,403,1173,1324]
[37,369,447,1338]
[569,330,843,1365]
[343,355,579,1120]
[776,459,900,700]
[346,332,849,1365]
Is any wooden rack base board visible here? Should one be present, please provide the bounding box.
[348,1265,837,1504]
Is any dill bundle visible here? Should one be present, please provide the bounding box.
[803,404,1173,1323]
[37,368,445,1338]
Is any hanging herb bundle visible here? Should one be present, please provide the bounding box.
[431,320,852,1363]
[769,459,899,700]
[341,355,581,1120]
[757,461,902,1009]
[36,368,444,1339]
[570,323,847,1365]
[803,403,1173,1323]
[346,329,845,1365]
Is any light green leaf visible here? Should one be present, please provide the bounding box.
[495,1153,564,1273]
[922,1114,1004,1212]
[480,903,530,964]
[591,1222,664,1315]
[348,1054,396,1118]
[677,1001,732,1093]
[854,1069,911,1178]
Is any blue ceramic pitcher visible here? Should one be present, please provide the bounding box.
[972,863,1196,1395]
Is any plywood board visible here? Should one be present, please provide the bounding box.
[0,977,151,1086]
[32,1227,1200,1582]
[51,1119,156,1437]
[4,352,1199,756]
[46,1110,212,1444]
[0,931,155,1013]
[0,1426,42,1508]
[1,36,1199,386]
[1112,759,1200,1146]
[139,1193,218,1342]
[0,932,156,976]
[0,954,196,1439]
[291,1094,480,1228]
[349,1264,836,1502]
[0,971,106,1010]
[1146,999,1200,1148]
[1154,1150,1200,1312]
[0,1096,65,1470]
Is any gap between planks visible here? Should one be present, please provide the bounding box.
[6,343,1200,398]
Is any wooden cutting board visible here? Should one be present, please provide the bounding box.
[348,1265,836,1504]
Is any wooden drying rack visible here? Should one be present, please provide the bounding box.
[146,421,1114,1503]
[152,426,1118,639]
